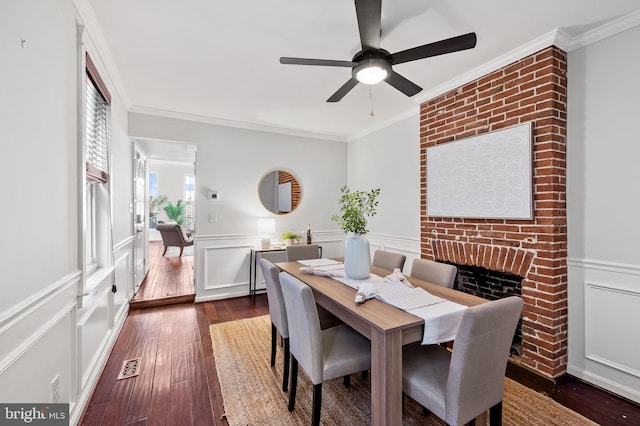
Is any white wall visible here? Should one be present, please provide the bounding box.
[567,23,640,403]
[150,160,194,222]
[347,114,422,274]
[1,0,78,316]
[0,0,136,423]
[129,113,349,300]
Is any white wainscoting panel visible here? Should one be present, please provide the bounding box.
[585,282,640,377]
[0,305,75,405]
[0,272,79,365]
[195,231,347,301]
[0,272,78,409]
[113,243,134,325]
[311,233,346,259]
[77,285,113,389]
[366,233,421,275]
[203,244,253,290]
[567,258,640,404]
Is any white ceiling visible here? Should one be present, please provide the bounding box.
[86,0,639,141]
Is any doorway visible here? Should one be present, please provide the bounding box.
[131,139,197,308]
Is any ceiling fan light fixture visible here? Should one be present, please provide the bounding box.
[353,58,391,85]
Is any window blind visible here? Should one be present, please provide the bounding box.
[85,54,111,183]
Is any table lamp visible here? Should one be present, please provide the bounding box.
[257,218,276,249]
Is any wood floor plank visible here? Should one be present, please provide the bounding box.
[124,419,147,426]
[157,309,176,343]
[80,401,107,425]
[172,352,190,384]
[99,374,136,425]
[203,301,223,323]
[145,309,163,339]
[183,318,200,345]
[147,341,172,425]
[171,317,188,355]
[171,380,194,425]
[186,341,216,426]
[125,336,159,424]
[195,303,223,426]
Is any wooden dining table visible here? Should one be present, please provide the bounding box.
[277,261,487,426]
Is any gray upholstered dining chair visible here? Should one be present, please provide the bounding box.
[285,244,321,261]
[279,272,371,426]
[372,250,407,272]
[410,258,457,288]
[402,296,524,426]
[155,223,193,257]
[258,258,291,392]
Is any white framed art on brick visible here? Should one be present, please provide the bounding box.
[426,122,533,219]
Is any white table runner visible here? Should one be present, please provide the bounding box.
[298,262,467,345]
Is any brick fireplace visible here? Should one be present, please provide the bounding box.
[420,46,568,378]
[455,265,524,354]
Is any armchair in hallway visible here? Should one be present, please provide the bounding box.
[156,223,194,257]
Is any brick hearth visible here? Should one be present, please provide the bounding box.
[420,46,568,378]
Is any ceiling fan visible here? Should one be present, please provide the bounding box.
[280,0,477,102]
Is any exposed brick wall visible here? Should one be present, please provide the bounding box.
[278,170,301,212]
[419,46,568,378]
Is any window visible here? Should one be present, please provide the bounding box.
[184,175,195,202]
[85,183,97,272]
[84,53,111,274]
[184,175,195,231]
[149,172,158,198]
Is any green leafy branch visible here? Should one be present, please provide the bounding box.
[163,199,186,225]
[331,186,381,235]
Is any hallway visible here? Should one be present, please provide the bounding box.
[130,241,195,309]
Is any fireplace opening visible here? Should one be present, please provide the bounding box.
[451,264,523,356]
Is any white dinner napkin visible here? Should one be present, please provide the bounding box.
[409,301,468,345]
[299,265,344,278]
[355,282,378,303]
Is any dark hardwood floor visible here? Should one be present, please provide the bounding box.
[130,241,195,309]
[79,246,640,425]
[80,296,268,426]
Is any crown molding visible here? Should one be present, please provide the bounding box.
[413,9,640,105]
[413,29,563,105]
[129,105,348,143]
[567,9,640,51]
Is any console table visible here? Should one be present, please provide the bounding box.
[249,245,322,302]
[249,247,286,302]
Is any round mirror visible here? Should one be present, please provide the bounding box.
[258,170,301,215]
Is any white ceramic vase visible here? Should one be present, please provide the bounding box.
[344,233,371,279]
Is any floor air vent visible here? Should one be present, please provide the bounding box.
[117,357,141,380]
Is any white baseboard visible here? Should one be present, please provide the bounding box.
[567,365,640,404]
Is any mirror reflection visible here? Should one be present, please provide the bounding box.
[258,170,301,215]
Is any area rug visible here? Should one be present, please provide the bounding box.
[210,315,596,426]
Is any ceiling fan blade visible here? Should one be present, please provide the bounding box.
[327,77,359,102]
[385,71,422,97]
[389,32,477,65]
[355,0,382,51]
[280,57,357,67]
